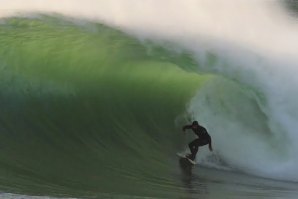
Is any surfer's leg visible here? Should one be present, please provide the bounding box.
[188,139,209,160]
[188,139,196,154]
[188,139,200,160]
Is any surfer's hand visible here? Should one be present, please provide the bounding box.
[209,145,213,151]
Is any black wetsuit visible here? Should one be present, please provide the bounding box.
[183,124,211,160]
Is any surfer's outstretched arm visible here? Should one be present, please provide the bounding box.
[182,125,192,132]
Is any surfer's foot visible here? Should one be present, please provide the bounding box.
[186,154,194,160]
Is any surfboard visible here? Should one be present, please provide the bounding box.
[176,153,196,165]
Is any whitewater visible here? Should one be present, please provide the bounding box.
[1,0,298,198]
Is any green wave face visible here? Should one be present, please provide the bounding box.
[0,16,210,198]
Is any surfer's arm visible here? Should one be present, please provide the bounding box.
[208,138,213,151]
[182,125,192,132]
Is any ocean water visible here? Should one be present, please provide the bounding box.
[0,1,298,198]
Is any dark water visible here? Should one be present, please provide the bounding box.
[175,158,298,199]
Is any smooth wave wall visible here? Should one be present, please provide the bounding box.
[0,16,209,197]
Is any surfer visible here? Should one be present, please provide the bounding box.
[183,121,213,161]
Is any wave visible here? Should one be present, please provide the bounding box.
[0,16,209,197]
[1,0,298,197]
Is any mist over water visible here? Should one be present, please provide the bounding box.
[1,0,298,192]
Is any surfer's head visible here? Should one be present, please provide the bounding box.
[192,121,199,128]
